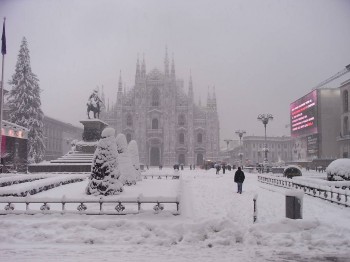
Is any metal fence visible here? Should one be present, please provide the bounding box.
[0,196,180,215]
[258,175,350,207]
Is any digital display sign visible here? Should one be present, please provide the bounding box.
[290,90,318,137]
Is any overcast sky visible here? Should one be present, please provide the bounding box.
[1,0,350,144]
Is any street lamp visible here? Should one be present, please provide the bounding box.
[235,130,246,167]
[223,139,233,163]
[257,114,273,172]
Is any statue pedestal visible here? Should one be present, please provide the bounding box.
[77,119,109,153]
[29,119,109,173]
[80,119,108,142]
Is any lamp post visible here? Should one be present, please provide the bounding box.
[257,114,273,172]
[235,130,246,167]
[223,139,233,163]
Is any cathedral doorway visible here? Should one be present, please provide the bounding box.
[196,153,204,166]
[150,147,160,166]
[178,154,185,165]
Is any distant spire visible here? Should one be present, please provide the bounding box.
[124,83,127,96]
[207,86,211,107]
[101,85,105,104]
[212,86,217,108]
[118,70,122,92]
[135,54,141,82]
[107,98,110,112]
[164,46,169,76]
[171,53,175,79]
[199,95,202,107]
[188,70,194,100]
[141,53,146,78]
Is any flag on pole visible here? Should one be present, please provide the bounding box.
[1,19,6,55]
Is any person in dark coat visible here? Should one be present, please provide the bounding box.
[234,167,245,194]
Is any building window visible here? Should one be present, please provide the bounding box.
[344,90,348,113]
[152,118,158,129]
[179,133,185,144]
[343,116,348,136]
[197,133,203,143]
[151,88,160,106]
[126,114,133,127]
[178,114,186,126]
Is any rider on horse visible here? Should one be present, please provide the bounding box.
[87,89,103,119]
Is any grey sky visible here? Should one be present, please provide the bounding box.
[1,0,350,145]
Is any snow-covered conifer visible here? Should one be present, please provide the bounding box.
[116,133,137,185]
[7,37,45,163]
[86,127,123,195]
[128,140,142,181]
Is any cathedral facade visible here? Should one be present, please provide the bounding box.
[101,51,220,166]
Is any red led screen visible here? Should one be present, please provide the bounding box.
[290,90,318,137]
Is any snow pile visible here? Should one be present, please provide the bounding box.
[86,129,123,196]
[0,174,87,197]
[128,140,142,181]
[116,134,137,186]
[1,169,350,261]
[0,174,52,187]
[326,158,350,181]
[101,127,115,138]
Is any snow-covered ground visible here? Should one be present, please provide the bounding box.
[0,168,350,262]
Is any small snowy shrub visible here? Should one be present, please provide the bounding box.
[128,140,142,181]
[116,134,137,186]
[326,159,350,181]
[86,127,123,195]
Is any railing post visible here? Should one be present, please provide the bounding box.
[253,194,258,223]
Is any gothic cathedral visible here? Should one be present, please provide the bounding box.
[101,50,220,166]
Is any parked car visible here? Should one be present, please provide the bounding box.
[283,165,302,179]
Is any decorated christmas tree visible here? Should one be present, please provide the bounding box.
[128,140,142,181]
[116,133,137,185]
[7,37,45,163]
[86,127,123,195]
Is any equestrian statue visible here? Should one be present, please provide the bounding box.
[87,89,103,119]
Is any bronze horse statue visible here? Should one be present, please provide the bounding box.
[87,101,100,119]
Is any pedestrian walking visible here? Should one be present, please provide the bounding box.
[234,167,245,194]
[215,164,220,175]
[222,164,226,174]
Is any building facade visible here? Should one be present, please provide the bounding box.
[242,136,293,165]
[337,79,350,157]
[101,51,220,166]
[290,88,340,161]
[43,116,83,160]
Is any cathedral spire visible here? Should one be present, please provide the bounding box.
[171,53,176,79]
[207,87,211,107]
[141,53,146,78]
[135,54,141,82]
[118,70,123,92]
[164,46,169,77]
[188,70,194,100]
[212,86,217,109]
[101,85,105,104]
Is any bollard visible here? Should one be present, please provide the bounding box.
[285,190,303,219]
[253,194,258,223]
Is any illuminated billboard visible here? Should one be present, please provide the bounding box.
[290,90,318,137]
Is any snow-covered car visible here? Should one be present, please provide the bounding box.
[283,165,302,179]
[326,159,350,181]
